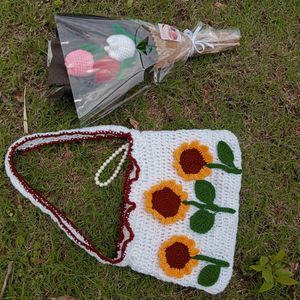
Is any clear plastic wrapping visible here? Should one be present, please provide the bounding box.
[49,15,241,125]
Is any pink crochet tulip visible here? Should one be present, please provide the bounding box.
[65,49,94,77]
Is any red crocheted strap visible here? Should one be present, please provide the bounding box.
[6,129,140,265]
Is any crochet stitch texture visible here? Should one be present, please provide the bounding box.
[5,125,242,294]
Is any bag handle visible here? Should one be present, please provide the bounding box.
[4,129,139,266]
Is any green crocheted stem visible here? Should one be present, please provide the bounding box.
[183,201,236,214]
[192,255,230,268]
[206,163,242,174]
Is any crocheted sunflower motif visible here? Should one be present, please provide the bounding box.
[144,180,189,224]
[173,141,213,181]
[158,235,199,278]
[174,140,242,179]
[158,235,230,286]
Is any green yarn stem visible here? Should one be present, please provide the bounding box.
[183,201,236,214]
[206,163,242,174]
[192,255,230,268]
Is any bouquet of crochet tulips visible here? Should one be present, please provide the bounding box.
[48,14,241,125]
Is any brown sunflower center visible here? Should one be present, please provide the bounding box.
[152,187,181,218]
[165,242,190,269]
[179,148,206,174]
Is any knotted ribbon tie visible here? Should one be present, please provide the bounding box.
[184,25,215,56]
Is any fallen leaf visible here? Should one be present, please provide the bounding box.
[129,118,140,130]
[202,83,211,98]
[14,90,23,103]
[202,83,219,117]
[214,2,227,8]
[63,148,74,160]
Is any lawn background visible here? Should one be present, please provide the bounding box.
[0,0,299,299]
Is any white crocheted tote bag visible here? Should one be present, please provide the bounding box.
[5,125,242,294]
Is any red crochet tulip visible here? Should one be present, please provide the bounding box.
[93,57,120,82]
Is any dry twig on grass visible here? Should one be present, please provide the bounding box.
[23,86,28,134]
[0,261,14,300]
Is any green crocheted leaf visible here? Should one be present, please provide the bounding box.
[122,56,136,68]
[117,55,137,80]
[112,24,131,37]
[194,180,215,204]
[190,209,215,234]
[136,37,148,53]
[79,44,106,60]
[112,24,137,43]
[217,141,235,167]
[198,264,221,287]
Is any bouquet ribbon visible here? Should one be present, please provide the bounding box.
[184,25,215,56]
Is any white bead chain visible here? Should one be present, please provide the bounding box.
[94,143,129,188]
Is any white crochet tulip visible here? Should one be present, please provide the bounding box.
[104,34,136,61]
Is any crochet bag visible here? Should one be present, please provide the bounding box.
[5,125,242,294]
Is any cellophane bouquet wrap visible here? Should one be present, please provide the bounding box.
[50,15,241,125]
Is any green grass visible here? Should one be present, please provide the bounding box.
[0,0,299,299]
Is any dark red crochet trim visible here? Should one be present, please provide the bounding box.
[6,130,140,264]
